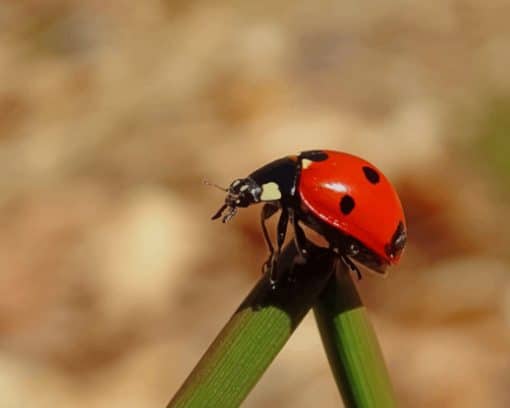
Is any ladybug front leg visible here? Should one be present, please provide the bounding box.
[260,203,279,260]
[263,207,289,287]
[261,204,283,286]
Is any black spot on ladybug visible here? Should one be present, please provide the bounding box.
[299,150,329,162]
[385,221,407,258]
[362,166,380,184]
[340,195,355,215]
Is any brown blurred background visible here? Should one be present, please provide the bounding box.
[1,1,510,407]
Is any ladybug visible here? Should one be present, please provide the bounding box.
[210,150,406,285]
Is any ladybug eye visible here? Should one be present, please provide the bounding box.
[362,166,380,184]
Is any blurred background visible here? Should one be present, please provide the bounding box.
[1,0,510,406]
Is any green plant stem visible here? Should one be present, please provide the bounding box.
[314,264,397,408]
[168,243,335,408]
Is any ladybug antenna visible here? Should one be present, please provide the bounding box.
[203,178,228,192]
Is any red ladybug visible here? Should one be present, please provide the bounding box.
[210,150,406,285]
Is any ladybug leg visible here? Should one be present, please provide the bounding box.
[262,208,289,288]
[260,203,279,259]
[289,209,308,262]
[341,255,362,280]
[268,207,289,286]
[261,204,285,287]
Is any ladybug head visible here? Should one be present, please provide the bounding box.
[210,178,261,223]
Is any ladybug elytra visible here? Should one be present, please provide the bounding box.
[210,150,407,285]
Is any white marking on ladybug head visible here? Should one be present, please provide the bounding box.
[302,159,312,169]
[260,182,282,201]
[239,184,249,192]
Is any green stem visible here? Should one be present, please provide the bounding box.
[314,264,397,408]
[168,243,335,408]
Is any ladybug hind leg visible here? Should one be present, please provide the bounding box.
[340,255,362,280]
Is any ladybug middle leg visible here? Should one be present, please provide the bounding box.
[289,208,309,262]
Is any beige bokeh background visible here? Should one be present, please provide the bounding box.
[1,1,510,407]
